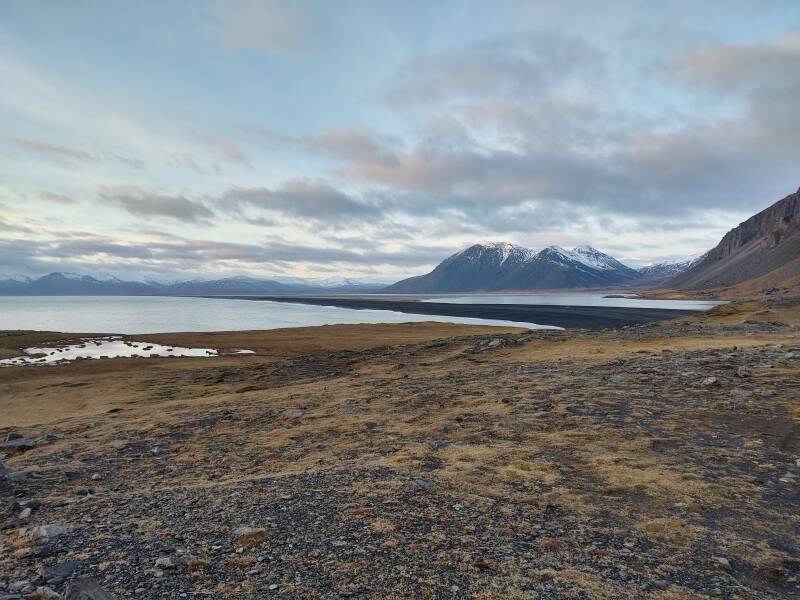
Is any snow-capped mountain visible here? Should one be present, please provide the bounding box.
[636,255,705,282]
[385,242,643,292]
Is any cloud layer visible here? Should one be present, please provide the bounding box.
[1,2,799,280]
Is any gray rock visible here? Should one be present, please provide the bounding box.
[154,557,175,569]
[426,439,449,450]
[40,559,82,580]
[420,458,443,471]
[736,366,752,378]
[701,376,719,386]
[711,556,731,570]
[26,524,65,541]
[0,438,35,452]
[63,577,116,599]
[233,526,267,537]
[412,478,436,489]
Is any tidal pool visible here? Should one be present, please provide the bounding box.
[0,336,223,367]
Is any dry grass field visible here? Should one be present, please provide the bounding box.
[1,301,799,598]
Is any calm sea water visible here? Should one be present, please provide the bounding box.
[423,293,725,310]
[0,296,554,334]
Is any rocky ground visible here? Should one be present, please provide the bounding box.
[1,300,799,599]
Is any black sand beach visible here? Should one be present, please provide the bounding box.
[205,295,698,329]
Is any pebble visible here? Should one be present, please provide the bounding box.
[154,557,176,569]
[711,556,731,570]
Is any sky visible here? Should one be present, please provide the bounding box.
[1,0,799,283]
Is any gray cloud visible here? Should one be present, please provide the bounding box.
[99,186,215,223]
[673,31,800,92]
[287,29,800,221]
[8,138,98,162]
[383,31,604,108]
[0,229,451,281]
[219,141,250,164]
[220,179,380,221]
[6,137,145,169]
[36,191,76,205]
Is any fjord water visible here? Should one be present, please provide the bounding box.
[0,296,552,334]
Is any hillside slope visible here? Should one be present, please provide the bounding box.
[668,188,800,292]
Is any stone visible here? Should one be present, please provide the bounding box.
[420,458,443,471]
[154,557,175,569]
[233,526,266,537]
[736,366,752,378]
[63,577,116,599]
[412,478,436,489]
[30,588,60,600]
[701,377,719,386]
[41,559,82,580]
[711,556,731,570]
[27,524,65,541]
[426,439,449,450]
[0,438,35,452]
[9,580,31,592]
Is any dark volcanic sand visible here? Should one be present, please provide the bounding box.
[204,296,697,330]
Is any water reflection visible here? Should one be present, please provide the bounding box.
[0,336,221,367]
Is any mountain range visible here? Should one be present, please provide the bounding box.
[0,273,387,296]
[1,248,696,296]
[385,243,691,293]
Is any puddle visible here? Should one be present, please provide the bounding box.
[0,336,241,367]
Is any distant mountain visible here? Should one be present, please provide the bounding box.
[667,187,800,292]
[637,255,705,283]
[0,273,387,296]
[384,242,646,292]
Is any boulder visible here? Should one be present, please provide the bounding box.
[63,577,115,600]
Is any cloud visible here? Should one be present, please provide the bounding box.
[99,186,215,223]
[219,141,250,164]
[672,30,800,92]
[6,137,145,168]
[281,29,800,222]
[0,228,451,281]
[219,179,380,221]
[36,191,76,205]
[8,138,98,162]
[383,31,604,108]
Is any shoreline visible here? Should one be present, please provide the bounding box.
[201,295,699,330]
